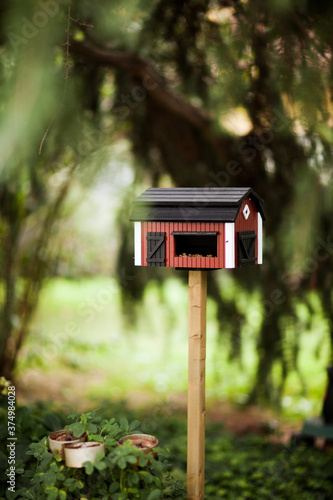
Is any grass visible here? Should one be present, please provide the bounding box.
[16,277,330,420]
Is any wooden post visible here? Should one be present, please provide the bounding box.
[187,270,207,500]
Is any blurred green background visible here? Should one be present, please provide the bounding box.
[1,0,333,421]
[18,276,329,420]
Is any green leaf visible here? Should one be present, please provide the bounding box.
[138,470,154,483]
[67,410,78,422]
[128,487,139,494]
[45,486,59,500]
[118,456,127,469]
[23,490,36,500]
[95,449,105,461]
[27,438,49,459]
[87,422,97,433]
[128,472,139,485]
[119,417,129,432]
[81,413,88,424]
[109,482,120,493]
[129,419,141,432]
[58,490,67,500]
[43,470,57,487]
[105,436,117,448]
[72,422,86,437]
[139,454,148,467]
[147,489,162,500]
[89,434,104,443]
[64,478,75,487]
[54,453,63,462]
[49,462,59,473]
[76,481,84,490]
[95,460,107,471]
[84,461,94,475]
[7,487,28,500]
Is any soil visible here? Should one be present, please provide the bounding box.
[179,253,215,258]
[49,430,77,442]
[119,435,158,449]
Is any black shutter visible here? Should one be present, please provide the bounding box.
[146,232,165,267]
[237,231,257,267]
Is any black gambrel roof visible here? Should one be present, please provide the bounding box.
[130,188,266,222]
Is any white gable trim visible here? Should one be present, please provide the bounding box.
[257,213,263,264]
[225,223,235,268]
[134,222,142,266]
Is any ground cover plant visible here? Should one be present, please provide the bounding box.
[1,390,333,500]
[23,411,164,500]
[0,394,181,500]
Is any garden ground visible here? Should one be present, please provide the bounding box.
[14,277,330,450]
[17,367,301,446]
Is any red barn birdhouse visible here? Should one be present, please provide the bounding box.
[129,187,265,270]
[129,186,265,498]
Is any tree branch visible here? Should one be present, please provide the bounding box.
[69,39,211,132]
[69,38,238,171]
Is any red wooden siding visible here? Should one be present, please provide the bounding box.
[234,197,258,265]
[142,221,224,268]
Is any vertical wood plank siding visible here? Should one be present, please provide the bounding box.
[142,221,224,268]
[234,198,258,265]
[141,198,261,269]
[141,198,259,268]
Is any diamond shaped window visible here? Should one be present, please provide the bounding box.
[243,204,250,220]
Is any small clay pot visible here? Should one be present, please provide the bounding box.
[118,434,159,463]
[64,441,105,468]
[48,430,87,459]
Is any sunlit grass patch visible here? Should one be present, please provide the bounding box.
[17,277,329,420]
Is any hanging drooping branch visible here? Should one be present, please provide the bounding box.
[69,38,236,171]
[70,39,210,129]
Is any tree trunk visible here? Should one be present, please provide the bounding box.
[0,221,20,379]
[248,308,282,405]
[0,165,76,379]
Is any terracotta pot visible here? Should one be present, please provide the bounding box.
[48,430,87,460]
[64,441,105,468]
[118,434,159,463]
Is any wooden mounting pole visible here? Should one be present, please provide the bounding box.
[187,270,207,500]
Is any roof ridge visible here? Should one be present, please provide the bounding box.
[130,187,266,221]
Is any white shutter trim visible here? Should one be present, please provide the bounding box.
[134,222,142,266]
[225,223,235,268]
[257,213,263,264]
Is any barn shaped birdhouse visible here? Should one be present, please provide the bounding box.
[129,187,265,270]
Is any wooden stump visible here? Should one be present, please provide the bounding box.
[187,270,207,500]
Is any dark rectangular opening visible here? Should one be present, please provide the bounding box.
[171,232,218,257]
[237,230,256,267]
